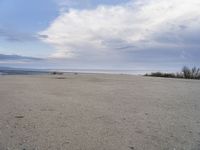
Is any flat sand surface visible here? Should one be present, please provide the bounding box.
[0,74,200,150]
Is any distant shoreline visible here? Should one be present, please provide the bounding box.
[0,67,178,75]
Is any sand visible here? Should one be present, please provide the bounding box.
[0,74,200,150]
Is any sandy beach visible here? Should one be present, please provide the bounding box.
[0,74,200,150]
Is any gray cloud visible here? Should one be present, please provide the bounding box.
[0,54,43,61]
[0,28,44,42]
[101,39,137,51]
[152,20,200,46]
[38,34,49,39]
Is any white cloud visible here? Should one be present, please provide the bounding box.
[40,0,200,59]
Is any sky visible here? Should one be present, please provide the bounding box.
[0,0,200,71]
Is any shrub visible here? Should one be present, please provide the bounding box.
[182,66,191,79]
[50,71,63,75]
[176,72,184,78]
[182,66,200,79]
[149,72,175,78]
[145,66,200,80]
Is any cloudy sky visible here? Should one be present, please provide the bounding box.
[0,0,200,71]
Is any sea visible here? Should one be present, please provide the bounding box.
[0,68,174,75]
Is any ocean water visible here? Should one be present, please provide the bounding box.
[0,68,175,75]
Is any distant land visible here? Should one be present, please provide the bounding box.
[0,67,49,75]
[0,67,171,75]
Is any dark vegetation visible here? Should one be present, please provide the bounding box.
[50,71,64,75]
[145,66,200,80]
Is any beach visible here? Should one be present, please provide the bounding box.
[0,74,200,150]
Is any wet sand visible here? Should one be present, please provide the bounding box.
[0,74,200,150]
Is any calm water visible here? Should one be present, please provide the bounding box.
[0,68,176,75]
